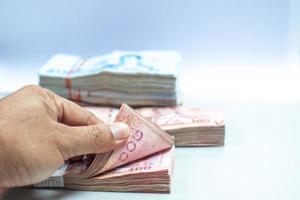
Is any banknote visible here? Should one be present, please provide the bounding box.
[79,104,174,177]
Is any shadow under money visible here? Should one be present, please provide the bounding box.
[2,188,76,200]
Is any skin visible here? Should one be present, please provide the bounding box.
[0,85,129,190]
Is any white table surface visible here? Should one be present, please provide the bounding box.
[1,62,300,200]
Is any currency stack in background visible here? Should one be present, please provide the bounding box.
[39,51,181,107]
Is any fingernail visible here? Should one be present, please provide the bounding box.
[110,122,130,140]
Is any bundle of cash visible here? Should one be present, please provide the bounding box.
[86,106,225,146]
[35,104,175,193]
[39,51,181,107]
[139,107,225,146]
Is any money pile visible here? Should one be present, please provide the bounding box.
[35,104,175,193]
[38,51,181,107]
[85,106,225,146]
[138,107,225,146]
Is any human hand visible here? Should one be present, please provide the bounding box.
[0,85,129,187]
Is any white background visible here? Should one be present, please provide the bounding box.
[1,0,300,199]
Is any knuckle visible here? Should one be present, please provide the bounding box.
[43,88,59,105]
[42,88,59,103]
[54,126,75,160]
[86,114,98,125]
[87,126,105,150]
[22,85,42,92]
[43,88,56,97]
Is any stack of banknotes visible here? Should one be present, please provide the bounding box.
[35,104,175,193]
[85,106,225,146]
[39,51,181,107]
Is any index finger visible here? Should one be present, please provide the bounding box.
[43,88,104,126]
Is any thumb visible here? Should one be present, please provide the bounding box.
[56,122,130,160]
